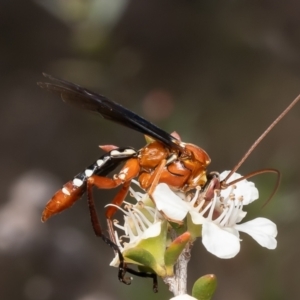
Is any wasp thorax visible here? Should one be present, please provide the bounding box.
[139,141,168,168]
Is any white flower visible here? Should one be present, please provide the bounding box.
[108,184,164,267]
[152,183,192,221]
[152,171,278,259]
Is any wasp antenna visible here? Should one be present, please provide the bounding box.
[261,172,281,208]
[222,168,280,204]
[223,94,300,183]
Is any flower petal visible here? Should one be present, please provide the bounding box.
[239,181,259,204]
[140,220,162,240]
[189,210,206,225]
[109,254,119,267]
[219,171,259,204]
[152,183,190,221]
[235,217,277,249]
[202,222,240,259]
[235,210,247,223]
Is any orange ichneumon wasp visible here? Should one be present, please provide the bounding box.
[38,73,300,291]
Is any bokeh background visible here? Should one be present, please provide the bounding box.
[1,1,300,299]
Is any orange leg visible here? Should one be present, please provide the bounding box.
[105,181,132,241]
[86,158,140,238]
[86,181,132,285]
[87,181,158,290]
[85,158,140,284]
[87,178,131,242]
[139,159,167,195]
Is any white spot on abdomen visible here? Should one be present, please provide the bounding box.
[124,149,136,155]
[62,187,71,196]
[85,169,93,177]
[73,178,84,187]
[97,159,104,166]
[111,149,136,157]
[110,150,122,157]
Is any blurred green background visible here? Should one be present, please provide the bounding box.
[1,1,300,299]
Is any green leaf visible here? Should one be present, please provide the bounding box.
[124,247,156,267]
[123,247,166,276]
[192,274,217,300]
[165,231,191,271]
[137,220,168,265]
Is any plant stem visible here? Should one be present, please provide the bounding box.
[163,242,192,296]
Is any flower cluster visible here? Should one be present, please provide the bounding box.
[108,182,191,277]
[152,171,277,258]
[107,171,277,298]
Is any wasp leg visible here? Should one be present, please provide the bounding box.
[86,157,140,198]
[86,183,132,285]
[123,267,158,293]
[87,178,158,291]
[105,181,132,241]
[148,159,167,195]
[87,158,140,239]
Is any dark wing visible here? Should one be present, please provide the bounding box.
[38,73,182,151]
